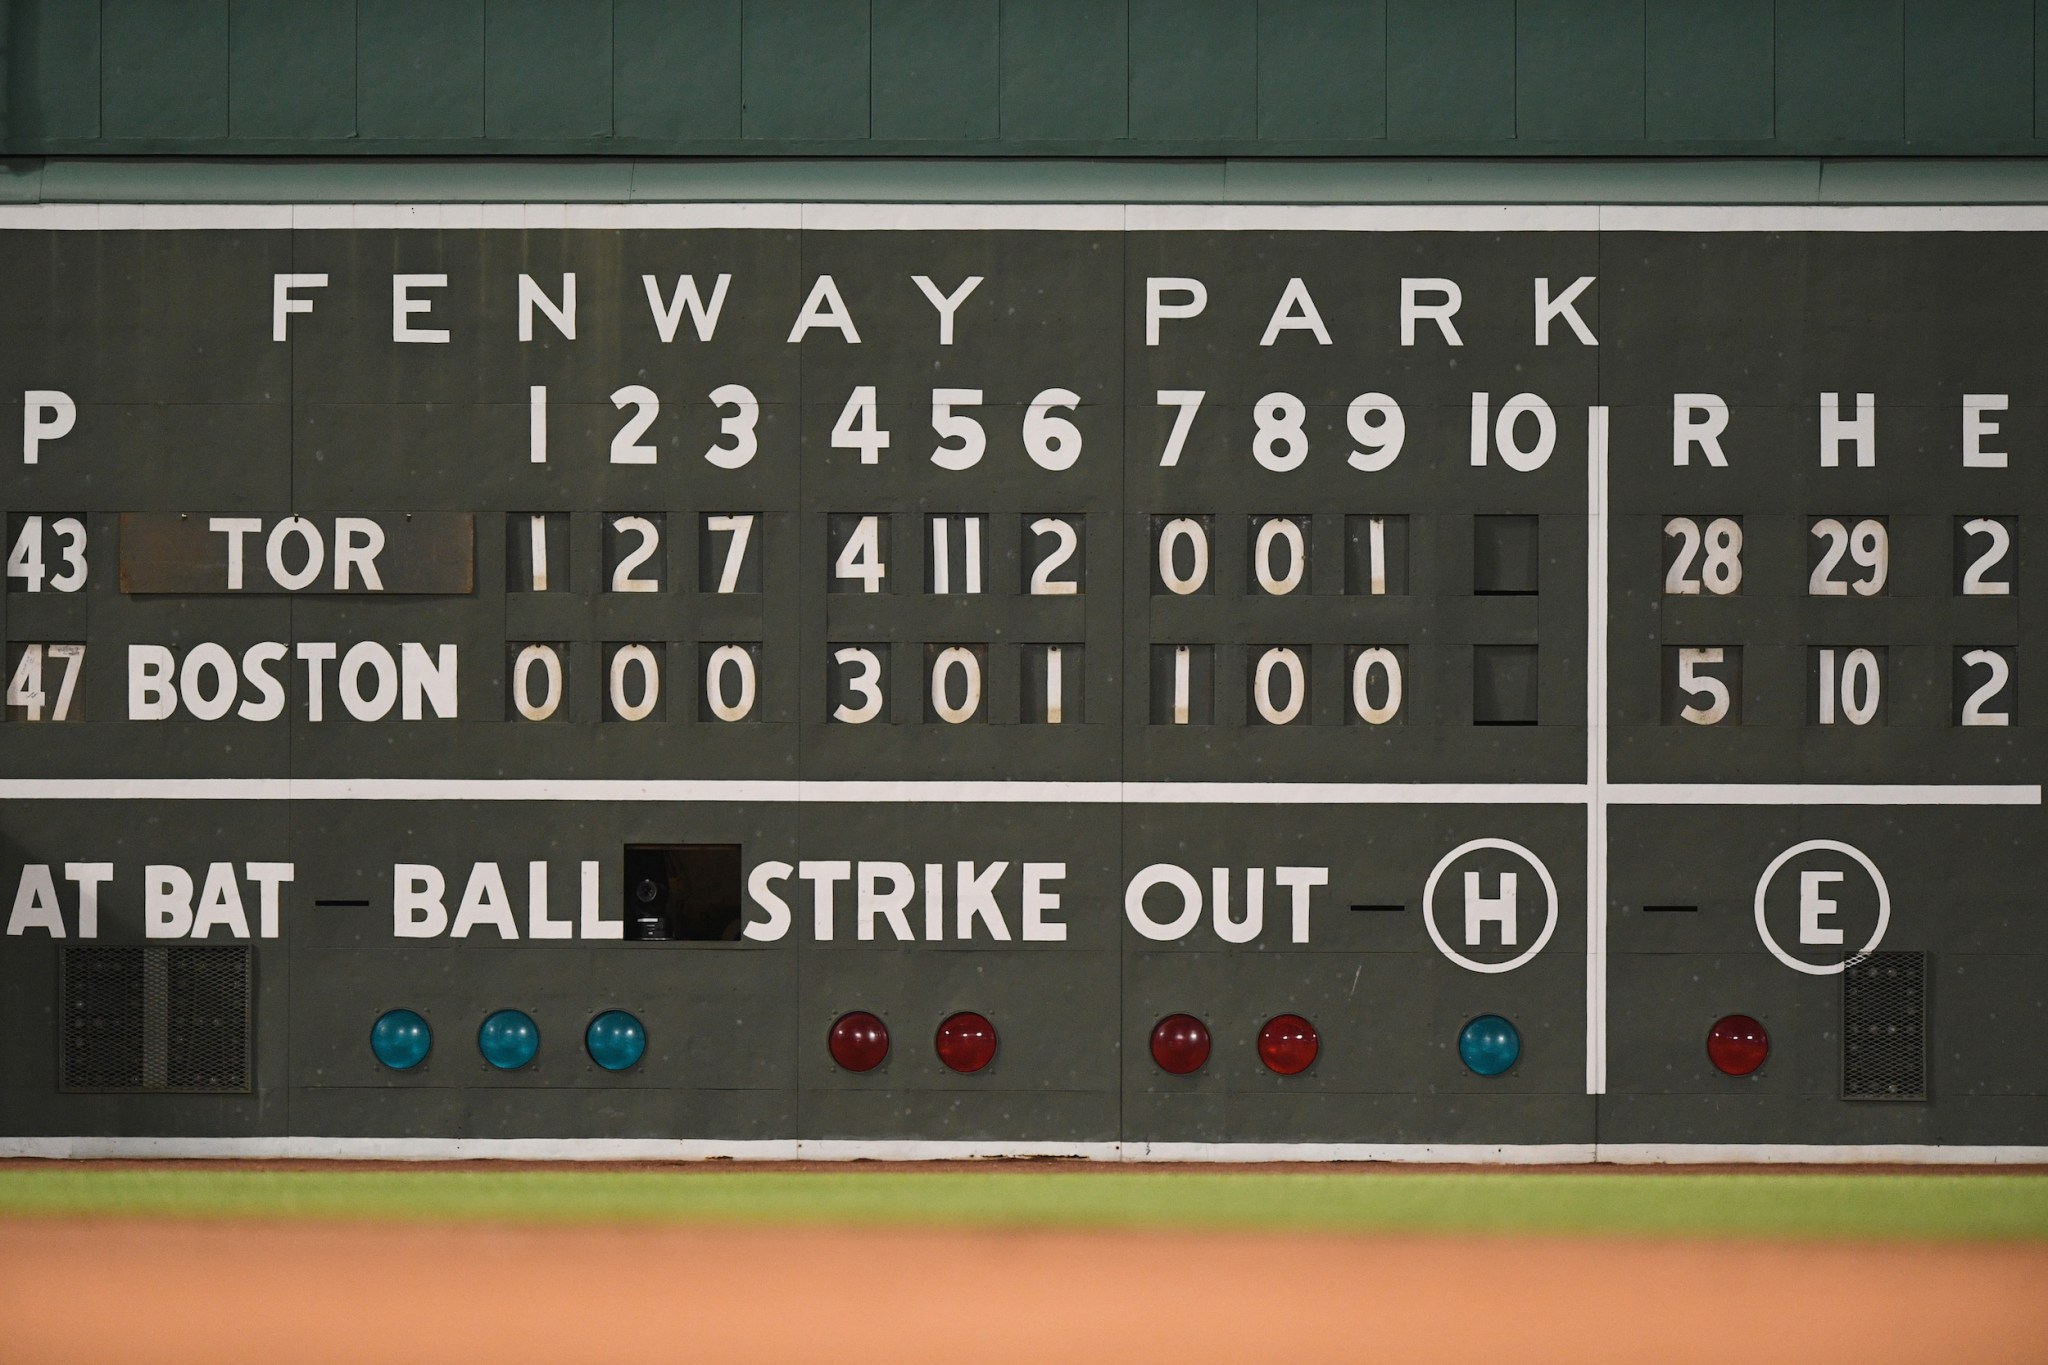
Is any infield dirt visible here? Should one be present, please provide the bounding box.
[3,1216,2044,1365]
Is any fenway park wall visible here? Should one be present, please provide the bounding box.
[2,199,2044,1162]
[9,1,2048,1160]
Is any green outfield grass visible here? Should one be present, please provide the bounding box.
[3,1168,2047,1242]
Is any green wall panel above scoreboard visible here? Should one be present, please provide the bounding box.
[14,0,2048,156]
[4,202,2047,1157]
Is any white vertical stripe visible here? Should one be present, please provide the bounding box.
[1586,405,1610,1096]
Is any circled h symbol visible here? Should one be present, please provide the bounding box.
[1422,838,1560,974]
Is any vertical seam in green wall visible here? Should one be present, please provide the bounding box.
[1639,0,1647,139]
[1771,0,1779,140]
[1251,0,1261,139]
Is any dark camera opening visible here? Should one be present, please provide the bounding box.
[621,844,744,942]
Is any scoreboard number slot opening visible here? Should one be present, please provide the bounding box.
[1809,517,1890,597]
[5,643,85,722]
[1956,648,2016,727]
[1663,516,1743,596]
[604,514,666,594]
[1022,516,1083,596]
[602,643,664,723]
[509,513,570,593]
[508,643,568,722]
[1153,515,1215,596]
[700,514,761,594]
[1664,647,1741,727]
[701,645,761,724]
[1956,516,2013,596]
[5,514,89,594]
[923,645,987,725]
[1812,648,1886,728]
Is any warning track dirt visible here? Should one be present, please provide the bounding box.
[4,1216,2045,1365]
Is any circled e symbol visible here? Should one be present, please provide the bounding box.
[1752,838,1890,976]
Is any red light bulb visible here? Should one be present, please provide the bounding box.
[1258,1014,1319,1075]
[1706,1014,1769,1076]
[828,1011,889,1072]
[934,1011,998,1074]
[1150,1014,1212,1074]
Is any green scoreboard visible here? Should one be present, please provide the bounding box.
[2,202,2041,1159]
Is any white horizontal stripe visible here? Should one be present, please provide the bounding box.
[1593,1143,2048,1165]
[803,780,1115,804]
[101,203,295,231]
[5,1136,2044,1164]
[1601,205,2048,232]
[1124,204,1600,232]
[784,1140,1122,1161]
[1608,783,2042,806]
[0,1136,802,1162]
[7,203,2048,232]
[572,202,803,231]
[802,203,1126,232]
[5,779,2030,805]
[1117,782,1586,804]
[0,778,785,803]
[0,778,1585,804]
[1127,1142,1596,1164]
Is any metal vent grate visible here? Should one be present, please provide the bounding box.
[60,947,145,1089]
[165,947,252,1090]
[1842,951,1927,1101]
[60,946,252,1093]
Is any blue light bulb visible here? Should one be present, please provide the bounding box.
[1458,1014,1521,1077]
[585,1010,647,1071]
[370,1009,432,1071]
[477,1009,540,1070]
